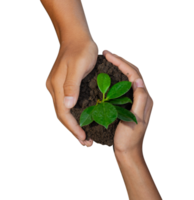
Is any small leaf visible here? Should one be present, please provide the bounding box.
[80,106,95,127]
[114,105,137,124]
[92,102,117,129]
[97,73,111,94]
[106,81,132,100]
[108,97,132,105]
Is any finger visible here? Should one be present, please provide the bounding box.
[131,80,148,120]
[79,138,93,147]
[54,104,93,147]
[105,50,141,83]
[54,89,87,143]
[44,77,55,110]
[144,96,154,123]
[102,49,150,94]
[51,65,86,145]
[106,50,141,90]
[103,50,150,120]
[103,49,153,119]
[102,49,144,76]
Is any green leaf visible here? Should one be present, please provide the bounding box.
[114,105,137,124]
[108,97,132,105]
[106,81,132,100]
[92,102,117,129]
[97,73,111,94]
[80,106,96,127]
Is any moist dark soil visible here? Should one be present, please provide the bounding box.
[71,55,133,146]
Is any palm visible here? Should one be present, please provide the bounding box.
[114,118,146,152]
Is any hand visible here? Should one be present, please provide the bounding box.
[103,50,153,154]
[46,38,98,147]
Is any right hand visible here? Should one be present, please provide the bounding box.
[46,38,98,147]
[102,49,156,160]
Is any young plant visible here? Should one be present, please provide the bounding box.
[80,73,137,129]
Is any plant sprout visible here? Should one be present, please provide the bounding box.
[80,73,137,129]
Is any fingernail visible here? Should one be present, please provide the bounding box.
[134,79,145,89]
[64,96,74,108]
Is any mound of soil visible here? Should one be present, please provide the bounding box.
[71,55,133,146]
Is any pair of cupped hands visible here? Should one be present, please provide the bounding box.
[46,38,153,153]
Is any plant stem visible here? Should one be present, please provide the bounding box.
[96,93,108,106]
[102,93,105,102]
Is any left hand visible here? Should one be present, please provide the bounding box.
[46,38,98,147]
[102,49,155,155]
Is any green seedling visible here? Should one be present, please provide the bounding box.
[80,73,137,129]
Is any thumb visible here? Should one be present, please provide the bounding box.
[64,77,80,108]
[133,78,145,91]
[131,79,148,119]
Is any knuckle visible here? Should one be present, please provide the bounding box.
[50,77,56,87]
[56,112,61,121]
[46,78,51,91]
[134,89,148,100]
[63,82,77,95]
[149,94,155,103]
[148,94,155,105]
[149,95,155,107]
[139,89,148,99]
[44,77,50,87]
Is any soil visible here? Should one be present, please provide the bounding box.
[71,55,133,146]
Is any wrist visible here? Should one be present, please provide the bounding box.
[115,148,144,167]
[60,31,93,48]
[43,0,93,46]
